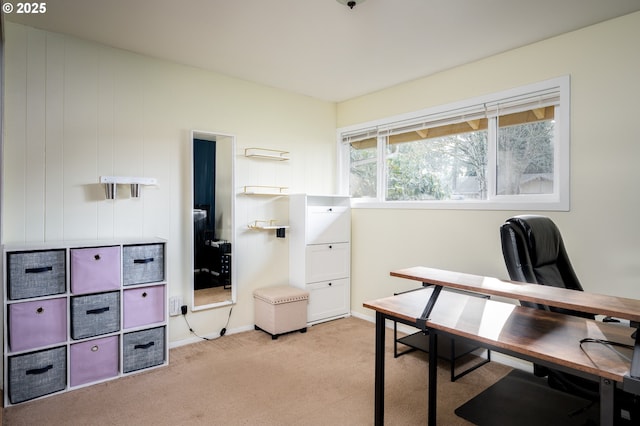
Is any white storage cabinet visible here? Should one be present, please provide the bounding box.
[2,239,168,406]
[289,194,350,324]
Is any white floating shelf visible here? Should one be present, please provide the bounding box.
[99,176,157,199]
[242,185,289,196]
[248,220,290,230]
[100,176,157,185]
[244,148,290,161]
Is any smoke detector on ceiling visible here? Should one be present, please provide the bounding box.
[337,0,367,9]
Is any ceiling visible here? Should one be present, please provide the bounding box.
[5,0,640,102]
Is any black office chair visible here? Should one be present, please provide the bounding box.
[500,215,595,319]
[500,215,599,400]
[500,215,640,423]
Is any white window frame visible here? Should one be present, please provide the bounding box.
[337,76,570,211]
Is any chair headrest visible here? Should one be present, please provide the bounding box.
[505,215,562,268]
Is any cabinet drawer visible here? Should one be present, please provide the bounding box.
[123,326,166,373]
[123,244,165,286]
[71,292,120,339]
[70,246,120,294]
[305,243,350,284]
[306,278,349,323]
[307,206,350,244]
[8,346,67,404]
[70,336,119,387]
[9,298,67,352]
[7,250,66,300]
[123,285,165,329]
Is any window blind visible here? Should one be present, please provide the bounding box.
[344,87,560,150]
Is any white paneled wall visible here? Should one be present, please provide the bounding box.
[3,22,337,342]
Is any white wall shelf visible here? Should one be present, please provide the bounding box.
[242,185,289,196]
[99,176,157,199]
[244,148,290,161]
[247,220,290,230]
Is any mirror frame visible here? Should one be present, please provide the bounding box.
[190,130,237,311]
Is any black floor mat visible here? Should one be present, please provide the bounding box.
[455,369,599,426]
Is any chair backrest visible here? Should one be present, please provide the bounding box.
[500,215,594,319]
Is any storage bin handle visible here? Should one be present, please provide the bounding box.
[134,341,155,350]
[86,307,110,315]
[26,365,53,375]
[133,258,154,264]
[25,266,53,274]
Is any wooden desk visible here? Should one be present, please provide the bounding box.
[364,267,640,426]
[391,266,640,323]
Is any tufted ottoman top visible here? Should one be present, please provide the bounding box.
[253,285,309,305]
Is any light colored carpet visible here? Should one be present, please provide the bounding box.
[3,317,511,425]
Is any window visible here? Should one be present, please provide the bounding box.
[338,76,569,210]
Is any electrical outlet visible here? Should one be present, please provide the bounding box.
[169,296,182,316]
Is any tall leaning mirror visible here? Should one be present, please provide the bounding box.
[191,130,236,311]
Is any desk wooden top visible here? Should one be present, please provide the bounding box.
[391,266,640,323]
[364,288,634,382]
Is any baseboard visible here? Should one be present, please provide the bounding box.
[308,313,351,326]
[168,324,254,349]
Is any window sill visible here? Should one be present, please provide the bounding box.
[350,198,568,212]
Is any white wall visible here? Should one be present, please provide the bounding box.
[2,22,337,342]
[5,12,640,344]
[339,12,640,319]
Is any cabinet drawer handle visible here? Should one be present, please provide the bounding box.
[94,254,101,260]
[328,245,332,249]
[91,345,99,352]
[25,266,53,274]
[142,292,148,298]
[328,282,332,286]
[36,307,45,314]
[134,341,155,350]
[86,307,110,315]
[134,258,154,264]
[26,365,53,375]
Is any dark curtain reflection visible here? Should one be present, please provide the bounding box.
[194,138,216,230]
[194,139,216,282]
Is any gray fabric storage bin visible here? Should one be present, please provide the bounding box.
[7,249,66,300]
[71,291,120,339]
[123,326,165,373]
[8,346,67,404]
[123,244,165,286]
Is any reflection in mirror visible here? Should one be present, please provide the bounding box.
[191,130,236,311]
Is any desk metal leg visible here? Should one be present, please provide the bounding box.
[375,312,385,426]
[600,377,614,426]
[428,331,437,426]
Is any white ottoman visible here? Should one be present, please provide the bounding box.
[254,285,309,339]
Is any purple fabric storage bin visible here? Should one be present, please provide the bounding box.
[70,246,121,294]
[123,285,165,329]
[70,336,119,387]
[9,298,67,352]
